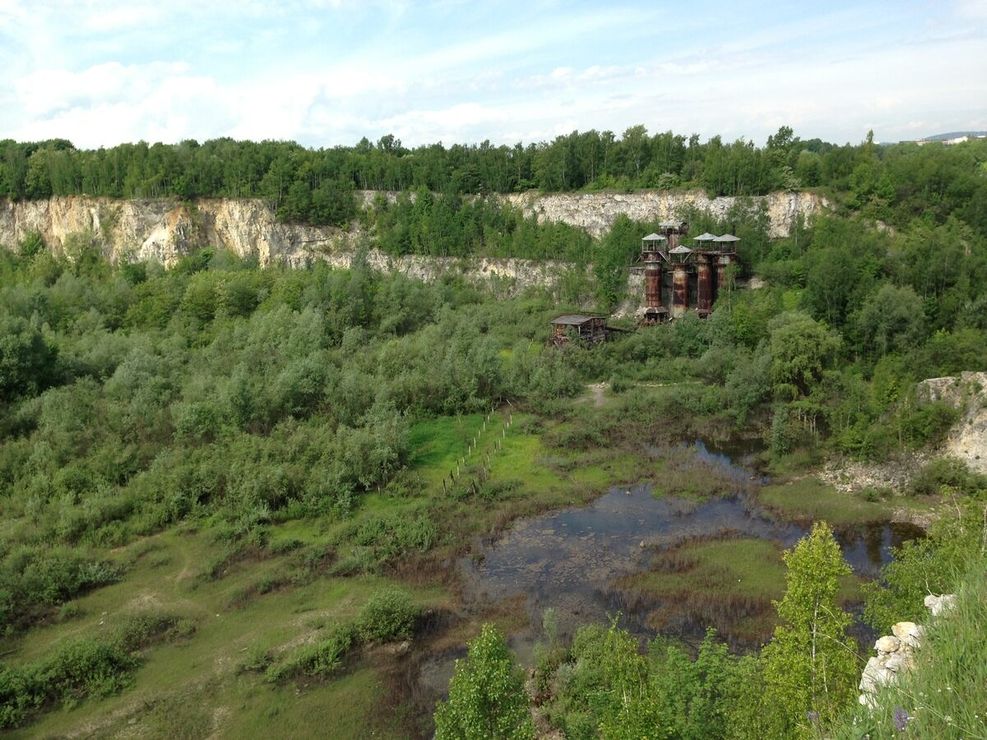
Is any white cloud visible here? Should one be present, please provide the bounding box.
[1,1,986,148]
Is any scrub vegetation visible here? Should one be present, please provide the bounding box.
[0,129,985,737]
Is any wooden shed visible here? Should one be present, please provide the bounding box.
[550,314,609,346]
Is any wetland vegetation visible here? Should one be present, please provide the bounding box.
[1,133,986,738]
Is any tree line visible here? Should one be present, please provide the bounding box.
[2,128,985,235]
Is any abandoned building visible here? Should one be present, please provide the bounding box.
[638,222,739,323]
[549,224,740,344]
[550,314,609,346]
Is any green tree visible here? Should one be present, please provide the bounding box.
[0,315,59,400]
[849,283,926,359]
[434,624,534,740]
[768,311,842,398]
[762,522,857,736]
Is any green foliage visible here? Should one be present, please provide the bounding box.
[4,133,987,246]
[17,232,45,259]
[433,624,535,740]
[767,311,842,399]
[908,457,985,497]
[540,622,763,739]
[0,549,121,632]
[604,630,738,739]
[355,588,420,643]
[0,639,136,727]
[762,522,857,735]
[835,560,987,740]
[0,313,59,400]
[552,621,646,738]
[0,612,193,728]
[593,214,642,308]
[849,282,926,360]
[265,623,357,682]
[863,485,987,630]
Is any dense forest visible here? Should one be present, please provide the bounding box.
[3,127,987,236]
[0,130,985,737]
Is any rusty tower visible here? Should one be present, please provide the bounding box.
[636,227,739,322]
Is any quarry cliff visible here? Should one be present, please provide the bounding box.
[0,189,826,269]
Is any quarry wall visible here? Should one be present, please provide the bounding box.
[0,189,827,271]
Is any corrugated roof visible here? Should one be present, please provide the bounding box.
[551,314,603,325]
[713,234,741,242]
[669,245,693,254]
[642,233,667,241]
[694,232,717,241]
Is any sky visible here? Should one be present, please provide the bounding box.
[1,0,986,150]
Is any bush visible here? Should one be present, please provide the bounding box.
[0,549,122,632]
[909,457,985,497]
[356,588,420,643]
[837,559,987,739]
[265,623,357,682]
[0,611,193,728]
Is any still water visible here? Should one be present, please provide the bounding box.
[459,443,921,649]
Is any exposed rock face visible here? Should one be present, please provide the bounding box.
[0,189,828,269]
[820,371,987,498]
[501,189,827,239]
[917,372,987,474]
[924,593,956,617]
[0,197,357,267]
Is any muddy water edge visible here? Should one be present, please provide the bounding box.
[383,441,923,738]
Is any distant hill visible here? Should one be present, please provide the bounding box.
[914,131,987,143]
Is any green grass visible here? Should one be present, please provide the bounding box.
[629,538,787,601]
[407,413,486,487]
[758,477,893,525]
[6,527,446,738]
[5,410,653,737]
[619,537,786,645]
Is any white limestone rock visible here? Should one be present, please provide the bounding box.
[891,621,924,648]
[875,635,901,653]
[924,593,957,617]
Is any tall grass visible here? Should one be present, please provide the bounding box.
[832,558,987,739]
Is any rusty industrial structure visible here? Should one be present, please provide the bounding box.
[549,225,739,344]
[638,222,739,324]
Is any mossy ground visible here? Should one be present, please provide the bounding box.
[758,477,935,526]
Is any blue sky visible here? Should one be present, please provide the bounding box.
[1,0,985,148]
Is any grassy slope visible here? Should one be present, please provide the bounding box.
[1,411,651,738]
[8,526,440,738]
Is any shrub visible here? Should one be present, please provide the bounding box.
[908,457,985,497]
[0,612,191,729]
[0,549,122,632]
[356,589,420,643]
[265,623,357,682]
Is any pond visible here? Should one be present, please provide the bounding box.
[391,442,923,736]
[458,442,921,652]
